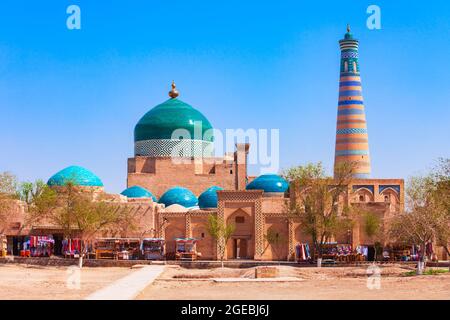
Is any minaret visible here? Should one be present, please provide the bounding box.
[334,25,371,178]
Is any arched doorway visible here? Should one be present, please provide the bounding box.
[226,209,253,259]
[164,220,185,259]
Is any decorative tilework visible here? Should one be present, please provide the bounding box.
[337,109,365,116]
[335,149,369,156]
[341,51,359,58]
[338,100,364,105]
[336,128,367,134]
[352,185,374,194]
[379,185,401,194]
[135,139,214,157]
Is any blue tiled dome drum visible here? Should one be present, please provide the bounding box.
[198,186,223,209]
[47,166,103,187]
[246,174,288,193]
[159,186,198,208]
[121,186,157,201]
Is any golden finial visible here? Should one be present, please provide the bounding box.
[347,24,351,33]
[168,80,179,98]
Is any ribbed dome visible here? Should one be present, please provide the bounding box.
[47,166,103,187]
[159,186,198,208]
[246,174,288,193]
[134,98,213,142]
[121,186,157,201]
[198,186,223,209]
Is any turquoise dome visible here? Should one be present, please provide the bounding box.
[47,166,103,187]
[198,186,224,209]
[121,186,157,201]
[134,98,213,142]
[246,174,288,193]
[159,186,198,208]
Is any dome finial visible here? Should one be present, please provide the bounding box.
[168,80,179,98]
[347,24,350,33]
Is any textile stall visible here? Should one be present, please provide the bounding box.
[95,238,141,260]
[21,236,55,257]
[62,238,82,258]
[174,238,200,261]
[141,238,165,260]
[318,243,358,262]
[296,243,311,262]
[392,245,418,261]
[355,245,369,261]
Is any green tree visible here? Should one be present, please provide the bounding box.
[263,228,287,262]
[389,175,448,274]
[27,181,138,267]
[362,211,384,261]
[283,162,355,267]
[206,214,235,268]
[430,158,450,268]
[18,180,47,205]
[0,172,19,235]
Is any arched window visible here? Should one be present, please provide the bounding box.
[353,61,357,72]
[344,61,348,72]
[235,216,245,223]
[359,195,365,202]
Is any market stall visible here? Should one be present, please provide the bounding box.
[62,238,83,258]
[21,236,55,257]
[0,235,7,257]
[95,238,141,260]
[141,238,165,260]
[316,243,364,262]
[295,243,312,262]
[174,238,201,261]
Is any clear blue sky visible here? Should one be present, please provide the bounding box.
[0,0,449,193]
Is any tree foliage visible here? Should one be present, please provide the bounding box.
[263,228,287,261]
[206,214,235,265]
[0,172,19,234]
[283,162,355,260]
[389,159,450,269]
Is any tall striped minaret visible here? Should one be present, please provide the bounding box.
[334,25,371,179]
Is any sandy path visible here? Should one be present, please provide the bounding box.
[137,265,450,300]
[0,264,132,300]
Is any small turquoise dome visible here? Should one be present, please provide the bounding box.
[246,174,288,193]
[47,166,103,187]
[121,186,157,201]
[159,186,198,208]
[134,98,213,142]
[198,186,223,209]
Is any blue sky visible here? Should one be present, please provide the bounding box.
[0,0,449,193]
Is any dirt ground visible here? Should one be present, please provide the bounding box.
[0,264,132,300]
[137,265,450,300]
[1,263,449,300]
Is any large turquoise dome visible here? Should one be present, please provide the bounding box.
[159,186,198,208]
[134,98,213,142]
[121,186,157,201]
[47,166,103,187]
[134,90,215,157]
[246,174,288,193]
[198,186,223,209]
